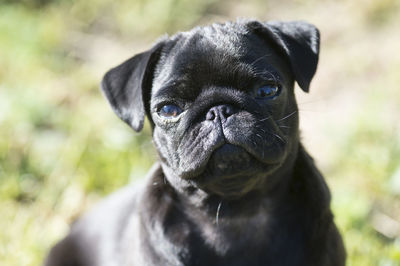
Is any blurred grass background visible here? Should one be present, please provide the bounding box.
[0,0,400,265]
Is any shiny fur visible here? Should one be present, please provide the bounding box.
[45,20,346,266]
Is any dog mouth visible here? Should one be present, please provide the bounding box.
[181,142,280,179]
[175,111,287,181]
[173,129,286,198]
[208,144,252,173]
[178,142,248,179]
[192,143,281,198]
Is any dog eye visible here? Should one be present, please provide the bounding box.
[256,84,281,99]
[158,104,183,118]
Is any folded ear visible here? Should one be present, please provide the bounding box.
[249,21,320,92]
[101,40,165,131]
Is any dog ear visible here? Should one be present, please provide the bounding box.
[249,21,320,92]
[101,40,165,131]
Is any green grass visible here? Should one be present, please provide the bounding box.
[1,0,399,265]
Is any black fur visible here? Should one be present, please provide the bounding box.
[45,20,346,266]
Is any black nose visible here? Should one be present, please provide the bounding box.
[206,104,235,121]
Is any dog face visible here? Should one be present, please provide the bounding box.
[101,20,319,199]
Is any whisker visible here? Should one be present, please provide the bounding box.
[276,111,297,122]
[259,116,270,122]
[273,133,286,144]
[250,55,269,67]
[253,70,279,83]
[216,201,222,226]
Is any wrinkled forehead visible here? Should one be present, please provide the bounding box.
[170,23,250,62]
[153,23,291,92]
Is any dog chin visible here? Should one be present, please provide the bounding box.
[186,143,283,198]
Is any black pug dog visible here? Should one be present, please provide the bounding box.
[45,20,346,266]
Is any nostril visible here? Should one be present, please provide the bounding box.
[221,105,234,117]
[206,105,235,121]
[206,109,217,120]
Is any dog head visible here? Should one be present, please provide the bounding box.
[101,20,320,199]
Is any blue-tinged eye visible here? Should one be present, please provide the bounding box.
[256,84,281,99]
[158,104,183,118]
